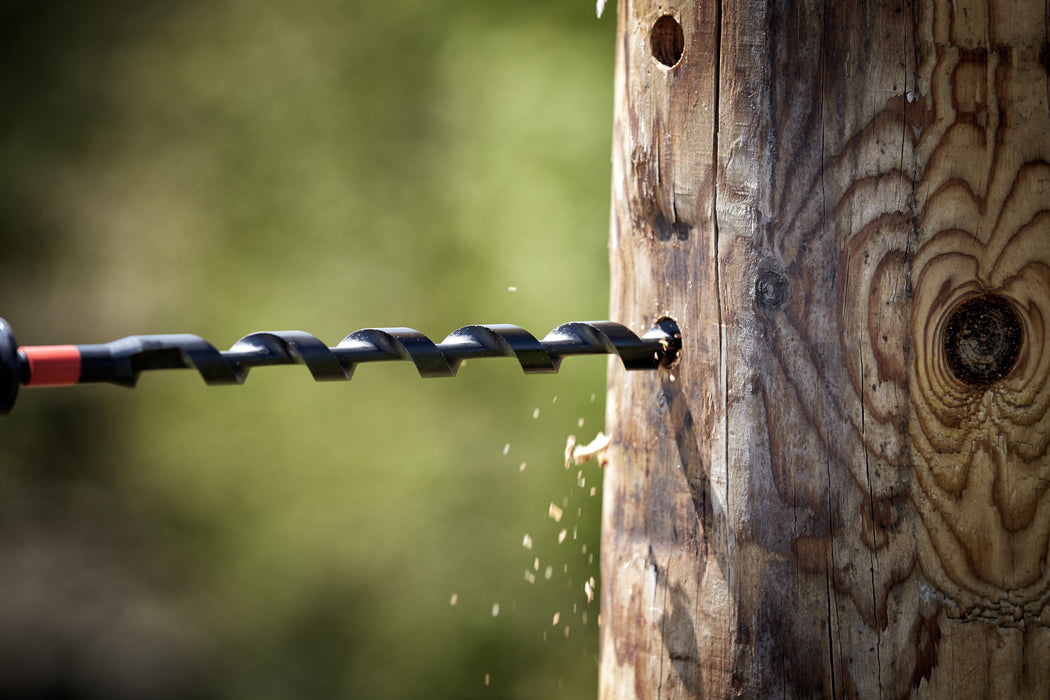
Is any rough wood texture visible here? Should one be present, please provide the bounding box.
[601,1,1050,697]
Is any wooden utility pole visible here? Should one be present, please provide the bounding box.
[601,1,1050,697]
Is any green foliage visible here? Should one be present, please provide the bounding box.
[0,1,615,698]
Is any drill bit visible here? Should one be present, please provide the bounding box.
[0,319,681,415]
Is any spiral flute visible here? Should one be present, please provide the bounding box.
[0,319,681,415]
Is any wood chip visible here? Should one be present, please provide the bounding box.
[573,432,612,467]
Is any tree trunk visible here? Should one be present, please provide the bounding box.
[601,1,1050,698]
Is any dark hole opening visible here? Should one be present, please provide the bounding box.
[653,316,682,368]
[651,15,684,67]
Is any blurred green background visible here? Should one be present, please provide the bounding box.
[0,2,616,698]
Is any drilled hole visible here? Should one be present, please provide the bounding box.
[653,316,682,368]
[651,15,684,67]
[942,294,1023,386]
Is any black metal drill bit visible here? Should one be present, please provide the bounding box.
[0,319,681,415]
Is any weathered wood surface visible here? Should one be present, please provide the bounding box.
[601,0,1050,697]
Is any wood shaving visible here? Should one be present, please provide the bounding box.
[573,431,612,467]
[564,434,577,469]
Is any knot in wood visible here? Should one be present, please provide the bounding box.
[754,270,788,309]
[942,294,1023,386]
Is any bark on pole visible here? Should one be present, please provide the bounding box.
[601,1,1050,697]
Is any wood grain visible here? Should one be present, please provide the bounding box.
[601,0,1050,697]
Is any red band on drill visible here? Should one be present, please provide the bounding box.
[20,345,82,386]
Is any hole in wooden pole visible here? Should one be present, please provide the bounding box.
[653,316,681,368]
[650,15,684,67]
[942,294,1023,386]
